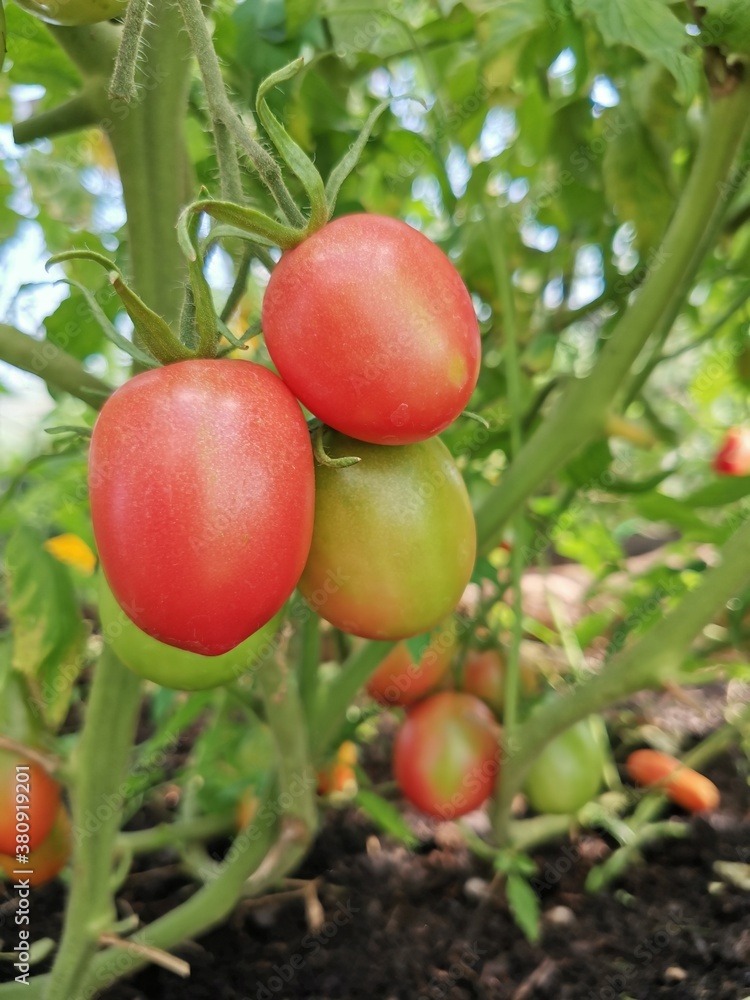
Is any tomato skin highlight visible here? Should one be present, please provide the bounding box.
[99,578,282,690]
[0,751,61,855]
[0,805,71,887]
[13,0,127,24]
[300,433,476,640]
[89,360,314,656]
[262,214,481,445]
[524,719,606,815]
[626,749,720,813]
[367,625,457,707]
[714,426,750,476]
[393,692,499,819]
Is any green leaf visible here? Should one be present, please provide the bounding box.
[4,525,87,729]
[633,493,717,539]
[325,99,391,217]
[701,0,750,55]
[564,439,612,489]
[602,118,673,254]
[576,0,700,103]
[684,476,750,508]
[286,0,317,35]
[505,872,541,943]
[355,789,419,848]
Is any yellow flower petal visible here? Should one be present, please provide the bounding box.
[43,534,97,576]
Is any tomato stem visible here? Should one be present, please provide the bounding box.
[475,70,750,554]
[44,648,142,1000]
[108,0,150,103]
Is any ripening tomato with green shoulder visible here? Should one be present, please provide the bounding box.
[393,692,499,819]
[0,805,71,887]
[524,717,608,815]
[99,578,283,690]
[460,648,538,715]
[300,433,476,640]
[0,750,61,855]
[262,214,481,445]
[89,360,314,656]
[367,624,458,707]
[12,0,127,24]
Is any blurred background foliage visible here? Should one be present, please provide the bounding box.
[1,0,750,784]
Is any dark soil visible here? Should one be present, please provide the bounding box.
[2,751,748,1000]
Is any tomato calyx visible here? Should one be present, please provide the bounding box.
[177,59,392,261]
[46,249,195,366]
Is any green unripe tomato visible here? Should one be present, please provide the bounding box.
[12,0,127,25]
[300,432,476,640]
[524,717,607,815]
[99,578,282,690]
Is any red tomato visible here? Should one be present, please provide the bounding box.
[367,625,457,707]
[714,427,750,476]
[0,751,61,855]
[300,433,476,640]
[262,215,481,445]
[626,749,720,813]
[393,692,499,819]
[0,805,71,888]
[89,360,314,655]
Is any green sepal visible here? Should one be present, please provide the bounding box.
[312,425,361,469]
[183,212,218,358]
[256,59,328,235]
[178,200,303,255]
[53,276,159,369]
[325,99,391,217]
[47,251,194,366]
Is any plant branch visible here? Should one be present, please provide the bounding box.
[108,0,151,103]
[475,73,750,553]
[44,649,143,1000]
[0,324,110,409]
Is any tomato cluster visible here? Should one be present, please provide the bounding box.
[90,215,479,684]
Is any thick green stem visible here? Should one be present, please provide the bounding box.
[310,640,394,760]
[494,513,750,844]
[44,649,142,1000]
[475,75,750,553]
[0,324,110,409]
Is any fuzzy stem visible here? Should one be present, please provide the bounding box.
[43,650,142,1000]
[175,0,303,223]
[108,0,151,102]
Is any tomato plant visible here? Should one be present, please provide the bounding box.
[0,750,61,855]
[262,215,481,446]
[0,805,71,887]
[99,578,283,690]
[90,360,314,656]
[393,692,499,818]
[367,627,456,706]
[626,750,720,813]
[300,433,476,639]
[12,0,127,24]
[523,718,607,815]
[714,426,750,475]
